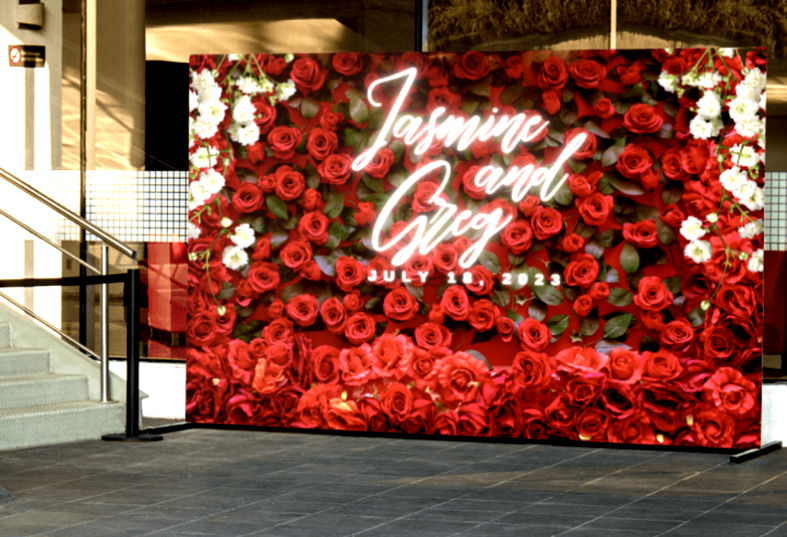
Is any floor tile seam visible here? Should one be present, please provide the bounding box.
[651,466,787,537]
[761,519,787,536]
[547,457,731,537]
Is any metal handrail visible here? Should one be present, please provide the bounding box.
[0,166,136,260]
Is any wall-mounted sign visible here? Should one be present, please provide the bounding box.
[187,49,765,449]
[8,45,45,68]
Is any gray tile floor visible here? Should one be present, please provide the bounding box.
[0,429,786,536]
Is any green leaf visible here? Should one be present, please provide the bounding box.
[389,140,406,164]
[216,286,236,300]
[585,239,604,260]
[562,88,574,103]
[387,169,407,188]
[368,105,386,130]
[662,182,684,205]
[602,138,626,167]
[597,228,617,247]
[582,121,611,139]
[491,286,510,308]
[460,97,480,115]
[362,172,384,193]
[509,253,526,266]
[655,217,676,245]
[266,194,289,220]
[603,313,634,339]
[313,255,337,277]
[323,193,345,219]
[478,251,502,274]
[405,282,424,301]
[280,282,304,303]
[605,267,620,283]
[507,309,525,325]
[608,175,645,196]
[500,84,524,104]
[546,314,570,337]
[527,267,564,306]
[580,311,600,336]
[607,287,633,306]
[325,222,353,250]
[510,264,530,291]
[349,93,369,124]
[340,205,358,227]
[688,307,706,328]
[595,339,632,355]
[663,276,681,295]
[306,174,320,189]
[300,96,319,119]
[559,107,578,126]
[553,182,574,206]
[620,242,640,274]
[270,227,289,249]
[466,79,491,96]
[528,300,547,322]
[467,350,492,370]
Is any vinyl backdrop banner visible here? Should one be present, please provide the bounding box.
[187,49,765,448]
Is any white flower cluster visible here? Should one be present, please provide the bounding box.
[680,216,713,264]
[221,224,256,271]
[189,69,227,147]
[228,94,261,147]
[188,169,225,212]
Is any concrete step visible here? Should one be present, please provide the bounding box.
[0,374,87,409]
[0,322,9,348]
[0,348,50,377]
[0,401,125,450]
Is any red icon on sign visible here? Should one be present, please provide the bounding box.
[9,47,21,65]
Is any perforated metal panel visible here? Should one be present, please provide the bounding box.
[765,171,786,251]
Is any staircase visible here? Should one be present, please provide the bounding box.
[0,321,125,450]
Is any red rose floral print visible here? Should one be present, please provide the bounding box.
[187,48,764,448]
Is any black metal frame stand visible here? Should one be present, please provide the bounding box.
[103,269,162,442]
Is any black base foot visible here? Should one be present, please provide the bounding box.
[730,440,782,464]
[102,433,164,442]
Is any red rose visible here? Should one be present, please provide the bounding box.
[702,367,758,417]
[577,193,613,226]
[588,282,610,300]
[607,348,643,384]
[318,153,353,186]
[483,314,512,344]
[542,90,561,115]
[563,253,600,288]
[343,290,364,312]
[565,128,597,160]
[660,204,685,227]
[641,310,665,331]
[383,287,419,322]
[286,294,319,326]
[339,344,375,386]
[403,254,434,288]
[261,317,294,345]
[232,183,264,213]
[320,297,347,335]
[280,240,312,270]
[300,259,321,281]
[306,128,339,161]
[248,262,280,293]
[680,139,710,176]
[368,256,396,288]
[701,326,736,360]
[462,166,487,200]
[659,319,695,354]
[301,189,323,211]
[661,148,690,181]
[257,174,275,193]
[188,313,218,347]
[273,166,306,201]
[267,126,302,160]
[640,168,660,190]
[642,349,682,381]
[265,56,287,76]
[309,346,341,385]
[517,318,550,352]
[453,51,491,80]
[335,256,367,293]
[633,276,674,311]
[438,352,490,404]
[512,350,554,389]
[569,59,607,88]
[290,57,327,95]
[593,97,615,119]
[504,54,524,79]
[268,299,285,319]
[615,144,653,178]
[573,294,594,316]
[616,65,643,85]
[354,201,376,227]
[538,56,569,90]
[468,299,497,331]
[295,384,340,429]
[501,220,533,255]
[518,195,540,217]
[371,334,414,379]
[414,322,452,349]
[692,410,736,448]
[381,383,413,425]
[622,219,659,248]
[412,181,445,213]
[297,211,330,245]
[432,244,459,274]
[320,110,344,131]
[426,65,449,87]
[560,233,584,253]
[531,207,563,240]
[576,408,610,442]
[623,104,663,134]
[661,57,687,75]
[332,52,364,75]
[465,265,495,296]
[441,285,470,321]
[326,399,366,431]
[556,346,608,374]
[344,312,376,345]
[427,87,462,114]
[428,303,446,324]
[254,100,277,134]
[714,285,756,318]
[363,148,394,179]
[393,52,427,79]
[568,171,600,197]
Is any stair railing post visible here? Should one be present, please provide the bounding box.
[100,242,110,403]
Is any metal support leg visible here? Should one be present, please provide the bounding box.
[100,243,109,403]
